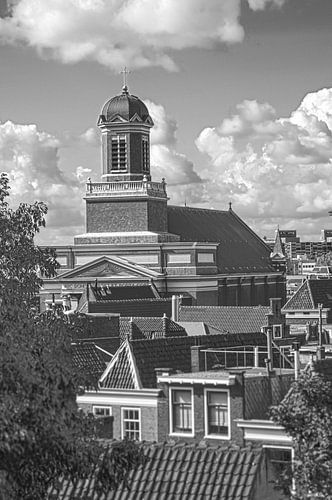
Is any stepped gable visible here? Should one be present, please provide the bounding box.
[100,332,266,390]
[71,343,110,379]
[167,205,274,274]
[283,278,332,310]
[179,305,270,334]
[49,442,262,500]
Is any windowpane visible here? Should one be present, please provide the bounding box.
[207,391,229,436]
[172,389,192,433]
[122,408,140,441]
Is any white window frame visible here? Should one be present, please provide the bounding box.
[204,388,231,440]
[121,407,141,441]
[92,406,112,418]
[169,387,194,437]
[111,134,127,172]
[273,324,283,339]
[142,135,150,173]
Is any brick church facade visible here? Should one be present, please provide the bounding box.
[41,84,285,311]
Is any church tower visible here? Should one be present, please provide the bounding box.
[75,81,179,245]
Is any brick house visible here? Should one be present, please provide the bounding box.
[282,278,332,338]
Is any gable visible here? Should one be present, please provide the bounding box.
[283,280,314,310]
[57,255,161,281]
[99,341,141,390]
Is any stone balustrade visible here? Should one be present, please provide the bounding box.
[85,177,167,198]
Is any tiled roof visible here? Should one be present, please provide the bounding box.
[91,283,158,301]
[167,206,274,274]
[88,298,172,317]
[283,278,332,310]
[179,306,270,334]
[49,442,263,500]
[100,332,266,389]
[177,321,224,336]
[120,316,187,339]
[100,342,139,389]
[71,343,110,379]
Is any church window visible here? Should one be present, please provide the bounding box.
[111,135,127,171]
[142,135,149,172]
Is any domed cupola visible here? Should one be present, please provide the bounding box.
[98,84,154,182]
[99,85,153,125]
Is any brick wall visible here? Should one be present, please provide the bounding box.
[86,198,168,234]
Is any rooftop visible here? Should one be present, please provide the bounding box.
[167,206,274,274]
[49,442,263,500]
[283,278,332,310]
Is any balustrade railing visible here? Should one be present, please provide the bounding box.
[85,178,167,196]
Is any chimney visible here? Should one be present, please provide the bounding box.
[171,295,179,322]
[265,328,275,376]
[292,341,300,380]
[191,345,205,372]
[162,313,169,337]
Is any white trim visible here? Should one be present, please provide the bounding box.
[272,324,283,339]
[169,387,195,438]
[235,419,292,444]
[204,388,231,440]
[77,390,160,408]
[92,405,112,417]
[158,375,236,386]
[121,407,141,441]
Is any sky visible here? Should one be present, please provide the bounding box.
[0,0,332,244]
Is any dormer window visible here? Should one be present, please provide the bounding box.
[142,135,149,173]
[111,135,127,171]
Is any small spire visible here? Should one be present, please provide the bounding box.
[120,66,131,94]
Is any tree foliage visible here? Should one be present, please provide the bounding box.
[270,366,332,499]
[0,174,144,499]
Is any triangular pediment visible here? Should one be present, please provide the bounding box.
[130,113,143,123]
[108,114,128,123]
[57,255,162,281]
[283,280,314,310]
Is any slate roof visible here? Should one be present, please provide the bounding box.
[100,332,266,389]
[71,343,110,379]
[167,206,274,274]
[119,316,187,339]
[270,227,285,259]
[283,278,332,310]
[179,305,270,334]
[49,442,263,500]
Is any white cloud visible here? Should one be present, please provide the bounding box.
[191,88,332,237]
[0,120,86,243]
[0,0,286,70]
[146,99,202,186]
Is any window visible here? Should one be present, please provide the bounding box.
[121,408,141,440]
[92,406,112,418]
[111,135,127,171]
[171,389,193,435]
[205,390,230,438]
[273,325,282,339]
[142,135,149,172]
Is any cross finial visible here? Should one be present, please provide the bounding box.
[229,201,232,211]
[120,66,130,94]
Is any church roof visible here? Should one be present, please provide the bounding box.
[167,206,274,274]
[99,88,152,123]
[283,278,332,311]
[179,305,271,334]
[49,442,263,500]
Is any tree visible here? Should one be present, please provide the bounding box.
[270,365,332,499]
[0,174,144,499]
